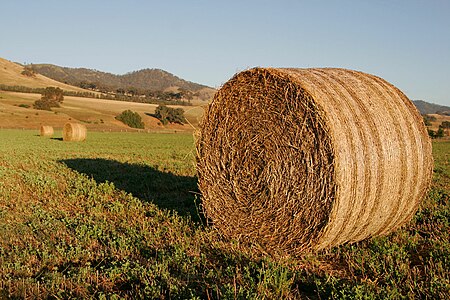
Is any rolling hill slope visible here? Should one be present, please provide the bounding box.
[0,58,95,93]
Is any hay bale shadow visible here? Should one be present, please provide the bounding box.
[60,158,201,222]
[51,137,63,141]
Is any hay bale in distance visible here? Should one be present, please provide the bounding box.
[196,68,433,255]
[63,122,87,142]
[40,125,54,137]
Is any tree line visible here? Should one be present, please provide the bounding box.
[0,84,192,106]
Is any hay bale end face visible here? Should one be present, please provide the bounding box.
[196,68,433,255]
[63,123,87,142]
[40,125,54,137]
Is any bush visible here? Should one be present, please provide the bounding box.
[33,99,60,111]
[154,105,186,125]
[116,110,145,129]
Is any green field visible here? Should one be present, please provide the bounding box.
[0,130,448,299]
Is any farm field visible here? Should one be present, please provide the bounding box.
[0,130,449,298]
[0,91,205,132]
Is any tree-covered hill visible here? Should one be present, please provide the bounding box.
[30,63,214,99]
[413,100,450,115]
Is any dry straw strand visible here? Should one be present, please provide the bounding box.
[40,125,54,137]
[63,123,87,142]
[195,67,433,256]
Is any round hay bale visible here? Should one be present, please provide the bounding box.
[40,125,54,137]
[196,68,433,254]
[63,123,87,142]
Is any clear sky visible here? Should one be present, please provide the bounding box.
[1,0,449,106]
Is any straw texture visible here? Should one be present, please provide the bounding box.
[196,67,433,255]
[40,125,54,137]
[63,123,87,142]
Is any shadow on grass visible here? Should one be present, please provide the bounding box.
[145,112,156,118]
[61,158,202,222]
[51,137,63,141]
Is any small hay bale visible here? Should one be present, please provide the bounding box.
[196,68,433,255]
[63,122,87,142]
[40,125,54,137]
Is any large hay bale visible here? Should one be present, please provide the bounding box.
[196,68,433,254]
[63,123,87,142]
[40,125,54,137]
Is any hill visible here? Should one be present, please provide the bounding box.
[413,100,450,115]
[0,57,205,132]
[30,63,215,100]
[0,58,95,93]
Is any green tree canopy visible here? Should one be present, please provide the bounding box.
[115,110,145,129]
[154,105,186,125]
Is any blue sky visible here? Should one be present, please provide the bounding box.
[1,0,449,106]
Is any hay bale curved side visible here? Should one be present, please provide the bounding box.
[40,125,54,137]
[63,123,87,142]
[195,67,433,254]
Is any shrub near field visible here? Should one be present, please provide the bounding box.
[0,130,448,299]
[115,110,145,129]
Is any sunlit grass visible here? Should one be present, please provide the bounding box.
[0,129,448,298]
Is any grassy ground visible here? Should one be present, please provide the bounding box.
[0,130,448,299]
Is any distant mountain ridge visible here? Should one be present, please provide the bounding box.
[413,100,450,116]
[30,64,211,93]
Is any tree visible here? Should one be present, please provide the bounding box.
[439,121,450,135]
[115,110,145,129]
[126,87,139,96]
[79,81,97,90]
[178,88,193,101]
[423,114,436,126]
[21,66,36,77]
[41,87,64,104]
[436,127,445,138]
[154,105,186,125]
[33,87,64,111]
[167,107,187,124]
[154,105,170,125]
